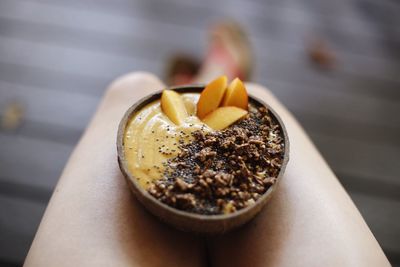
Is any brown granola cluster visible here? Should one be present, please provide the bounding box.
[148,106,285,215]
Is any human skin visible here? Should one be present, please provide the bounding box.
[24,72,390,267]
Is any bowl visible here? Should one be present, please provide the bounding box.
[117,85,289,233]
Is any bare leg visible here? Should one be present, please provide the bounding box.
[24,72,206,267]
[209,84,390,267]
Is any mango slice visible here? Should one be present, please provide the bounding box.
[202,106,248,130]
[196,75,228,119]
[222,78,248,110]
[161,90,188,125]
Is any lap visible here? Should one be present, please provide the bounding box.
[24,72,390,267]
[24,72,205,267]
[210,83,390,267]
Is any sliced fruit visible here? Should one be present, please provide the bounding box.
[222,78,248,110]
[196,75,228,119]
[202,106,248,130]
[161,90,188,125]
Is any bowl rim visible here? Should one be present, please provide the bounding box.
[117,85,290,221]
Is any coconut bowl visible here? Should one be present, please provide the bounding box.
[117,85,289,234]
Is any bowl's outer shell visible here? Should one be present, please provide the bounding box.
[117,85,289,234]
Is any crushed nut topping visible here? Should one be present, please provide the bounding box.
[148,105,285,215]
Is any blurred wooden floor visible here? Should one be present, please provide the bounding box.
[0,0,399,265]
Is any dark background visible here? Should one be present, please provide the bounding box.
[0,0,399,266]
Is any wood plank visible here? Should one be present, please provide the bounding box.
[0,62,108,96]
[0,180,51,204]
[37,0,400,65]
[255,61,400,101]
[310,132,400,186]
[30,0,399,40]
[6,119,82,146]
[0,35,160,81]
[0,81,99,129]
[0,17,179,64]
[339,172,400,202]
[264,80,400,130]
[295,111,400,147]
[1,0,399,101]
[268,0,400,35]
[0,195,46,264]
[0,0,205,56]
[0,134,73,189]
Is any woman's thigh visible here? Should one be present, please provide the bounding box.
[208,83,390,267]
[24,72,206,267]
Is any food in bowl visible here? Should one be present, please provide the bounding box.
[123,76,285,215]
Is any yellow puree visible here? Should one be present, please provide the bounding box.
[124,93,210,189]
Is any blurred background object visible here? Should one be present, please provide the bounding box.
[165,53,200,85]
[0,0,399,266]
[307,38,336,69]
[1,102,25,131]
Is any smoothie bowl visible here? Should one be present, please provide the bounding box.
[117,76,289,233]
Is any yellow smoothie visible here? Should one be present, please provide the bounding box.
[123,93,210,189]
